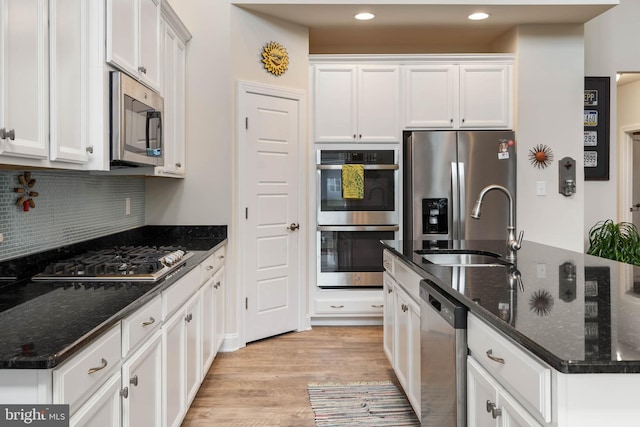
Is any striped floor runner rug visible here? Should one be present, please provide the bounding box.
[307,381,420,426]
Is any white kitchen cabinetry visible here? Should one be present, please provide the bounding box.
[382,273,395,363]
[403,60,513,129]
[185,292,202,406]
[468,357,542,427]
[163,299,187,427]
[0,0,49,161]
[201,246,225,375]
[107,0,161,92]
[382,250,422,419]
[49,0,90,164]
[155,2,191,177]
[70,373,122,427]
[312,64,400,143]
[121,330,162,427]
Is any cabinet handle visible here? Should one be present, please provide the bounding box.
[358,134,362,139]
[486,400,502,418]
[462,118,465,123]
[218,255,225,259]
[175,162,182,168]
[387,288,392,294]
[486,349,505,364]
[138,65,147,74]
[450,118,453,124]
[401,304,408,312]
[353,134,356,139]
[205,265,214,271]
[86,146,94,154]
[330,305,344,309]
[120,387,129,398]
[130,375,138,387]
[371,304,383,308]
[214,281,221,289]
[383,260,390,268]
[142,316,155,327]
[0,128,15,141]
[87,358,108,374]
[185,313,193,322]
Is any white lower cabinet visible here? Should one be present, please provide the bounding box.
[382,250,422,419]
[70,373,122,427]
[121,330,162,427]
[185,292,202,406]
[163,299,187,427]
[468,357,541,427]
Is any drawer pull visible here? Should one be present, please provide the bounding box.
[120,387,129,398]
[142,316,155,327]
[486,349,505,364]
[87,358,108,374]
[387,288,392,294]
[486,400,502,418]
[401,303,408,312]
[371,304,383,308]
[218,255,225,259]
[214,281,221,289]
[185,313,193,322]
[205,265,214,271]
[130,375,138,386]
[330,305,344,309]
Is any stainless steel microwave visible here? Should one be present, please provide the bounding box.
[110,71,164,167]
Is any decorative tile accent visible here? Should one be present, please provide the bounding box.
[0,170,145,260]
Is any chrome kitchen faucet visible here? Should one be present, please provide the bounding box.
[471,184,524,261]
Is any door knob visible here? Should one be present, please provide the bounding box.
[287,223,300,231]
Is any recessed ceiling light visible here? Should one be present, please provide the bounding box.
[355,12,375,21]
[468,12,490,21]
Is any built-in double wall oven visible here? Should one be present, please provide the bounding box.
[316,149,399,288]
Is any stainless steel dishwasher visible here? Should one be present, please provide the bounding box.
[419,279,468,427]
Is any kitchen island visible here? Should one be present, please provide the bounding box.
[382,239,640,427]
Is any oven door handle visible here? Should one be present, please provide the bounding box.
[317,225,399,232]
[316,164,398,170]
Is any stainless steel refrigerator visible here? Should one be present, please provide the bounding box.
[403,130,516,242]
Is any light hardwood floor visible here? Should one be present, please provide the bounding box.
[181,326,399,426]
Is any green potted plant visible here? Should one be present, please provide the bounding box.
[587,219,640,265]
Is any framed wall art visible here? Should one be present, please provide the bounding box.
[584,77,610,181]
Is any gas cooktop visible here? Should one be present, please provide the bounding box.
[31,245,193,282]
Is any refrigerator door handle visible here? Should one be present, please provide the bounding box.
[458,162,466,239]
[451,161,459,240]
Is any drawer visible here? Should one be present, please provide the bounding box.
[315,298,384,315]
[53,324,122,413]
[163,267,202,319]
[122,295,162,357]
[201,246,226,281]
[392,257,423,299]
[382,249,394,275]
[468,313,552,422]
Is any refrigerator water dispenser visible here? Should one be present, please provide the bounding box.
[422,198,448,234]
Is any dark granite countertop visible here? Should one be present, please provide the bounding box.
[382,239,640,374]
[0,225,227,369]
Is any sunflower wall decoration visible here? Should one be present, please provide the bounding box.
[261,41,289,76]
[528,144,554,169]
[14,171,39,212]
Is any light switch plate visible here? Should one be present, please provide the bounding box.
[536,181,546,196]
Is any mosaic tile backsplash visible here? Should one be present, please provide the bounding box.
[0,170,145,260]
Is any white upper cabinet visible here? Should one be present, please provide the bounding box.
[49,0,90,164]
[0,0,49,160]
[403,64,457,128]
[459,63,512,129]
[313,64,400,143]
[404,59,513,130]
[107,0,161,92]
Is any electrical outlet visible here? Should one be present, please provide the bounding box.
[537,263,546,278]
[536,181,546,196]
[125,198,131,215]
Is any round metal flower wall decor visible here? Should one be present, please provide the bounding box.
[528,144,554,169]
[529,289,554,317]
[261,41,289,76]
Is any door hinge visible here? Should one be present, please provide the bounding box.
[245,207,248,219]
[245,117,248,129]
[245,297,248,310]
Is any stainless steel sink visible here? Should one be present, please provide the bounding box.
[416,249,510,267]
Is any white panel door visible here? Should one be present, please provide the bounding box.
[243,91,300,343]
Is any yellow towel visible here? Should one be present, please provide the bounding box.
[342,164,364,199]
